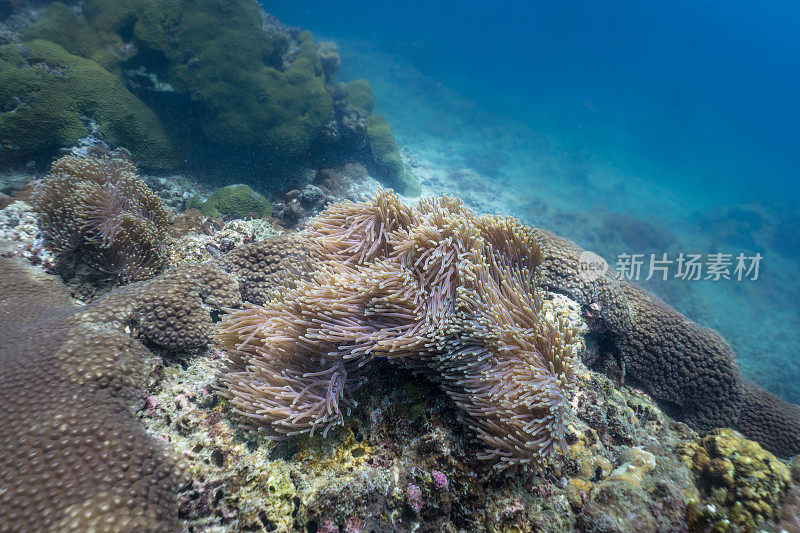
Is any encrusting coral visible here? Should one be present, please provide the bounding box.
[215,188,582,469]
[0,257,240,532]
[676,428,791,531]
[33,148,172,282]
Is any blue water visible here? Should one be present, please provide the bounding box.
[268,0,800,401]
[270,1,800,206]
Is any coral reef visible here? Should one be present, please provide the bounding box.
[676,428,791,531]
[0,257,239,532]
[0,39,176,167]
[141,306,791,531]
[534,229,800,458]
[1,1,418,196]
[346,79,375,114]
[215,189,581,469]
[2,186,798,531]
[366,115,421,196]
[189,184,273,219]
[33,150,172,282]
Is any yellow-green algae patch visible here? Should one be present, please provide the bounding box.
[676,428,792,532]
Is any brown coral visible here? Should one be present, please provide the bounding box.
[0,258,240,532]
[215,189,581,468]
[735,379,800,459]
[216,235,315,304]
[33,149,172,282]
[534,230,800,458]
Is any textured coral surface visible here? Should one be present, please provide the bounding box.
[535,229,800,459]
[0,258,239,532]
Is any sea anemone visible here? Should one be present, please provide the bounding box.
[33,148,172,282]
[215,188,580,468]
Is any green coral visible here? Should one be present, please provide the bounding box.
[130,0,330,157]
[191,184,272,219]
[23,2,131,72]
[366,115,420,196]
[20,0,333,160]
[346,79,375,114]
[81,0,144,37]
[0,40,177,167]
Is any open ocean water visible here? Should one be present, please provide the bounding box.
[269,0,800,402]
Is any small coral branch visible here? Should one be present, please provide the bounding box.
[216,188,581,469]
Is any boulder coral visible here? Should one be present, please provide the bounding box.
[366,115,421,196]
[0,39,176,167]
[0,258,240,532]
[23,2,133,72]
[215,189,582,469]
[535,230,800,458]
[188,184,273,219]
[34,149,172,282]
[346,79,376,114]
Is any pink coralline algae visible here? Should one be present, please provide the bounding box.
[431,470,448,491]
[407,483,423,513]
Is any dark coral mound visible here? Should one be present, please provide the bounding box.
[615,280,742,432]
[216,235,314,304]
[215,189,581,469]
[736,379,800,459]
[535,230,800,458]
[0,258,239,531]
[34,149,172,282]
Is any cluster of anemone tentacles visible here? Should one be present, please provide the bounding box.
[34,148,171,282]
[215,189,582,469]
